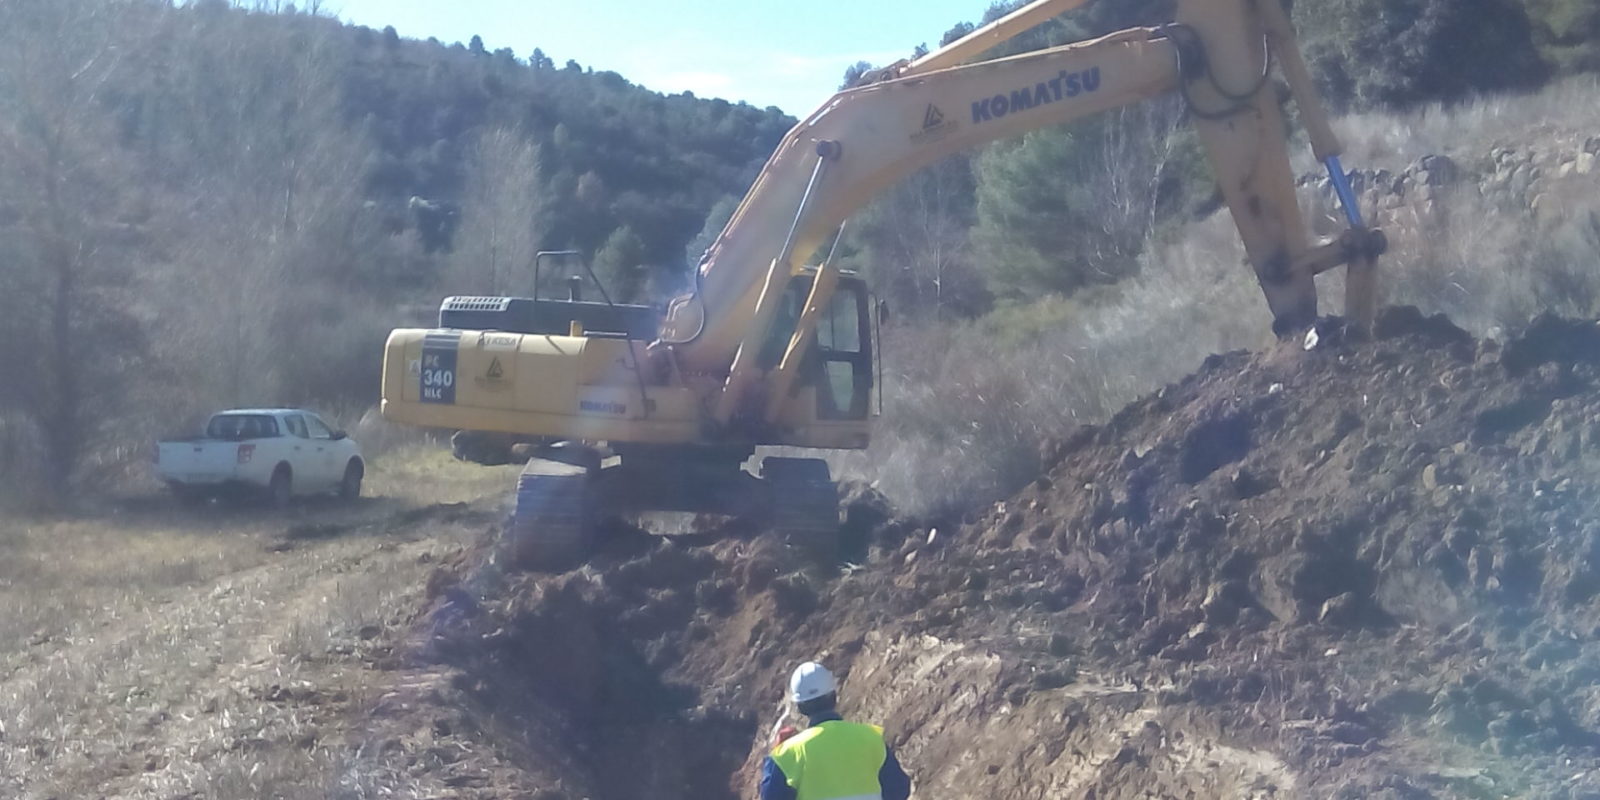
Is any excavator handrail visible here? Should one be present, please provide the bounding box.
[531,249,655,419]
[532,249,585,302]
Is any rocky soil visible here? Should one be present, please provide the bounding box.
[1302,133,1600,231]
[413,309,1600,800]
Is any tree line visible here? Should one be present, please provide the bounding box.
[0,0,789,510]
[836,0,1599,322]
[1,0,1590,511]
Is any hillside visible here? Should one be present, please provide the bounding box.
[390,309,1600,799]
[0,0,790,510]
[839,0,1600,322]
[3,0,1597,514]
[336,19,792,263]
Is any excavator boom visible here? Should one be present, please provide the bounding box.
[379,0,1384,569]
[663,0,1381,423]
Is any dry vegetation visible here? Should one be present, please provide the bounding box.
[849,79,1600,517]
[362,443,523,506]
[0,447,515,798]
[1320,75,1600,170]
[0,0,789,515]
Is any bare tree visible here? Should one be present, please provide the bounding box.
[860,157,986,320]
[0,0,147,507]
[446,126,547,295]
[146,8,379,410]
[1085,95,1187,280]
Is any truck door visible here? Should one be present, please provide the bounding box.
[301,414,340,490]
[282,414,319,490]
[305,416,347,489]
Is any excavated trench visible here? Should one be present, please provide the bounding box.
[408,493,896,799]
[410,310,1600,798]
[426,526,760,800]
[422,503,1303,800]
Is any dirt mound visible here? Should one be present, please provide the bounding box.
[414,310,1600,799]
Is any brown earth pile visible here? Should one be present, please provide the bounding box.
[411,309,1600,800]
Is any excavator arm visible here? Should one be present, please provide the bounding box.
[658,0,1383,424]
[377,0,1387,570]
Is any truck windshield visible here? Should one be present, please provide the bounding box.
[206,414,280,440]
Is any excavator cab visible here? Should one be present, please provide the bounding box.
[758,273,876,423]
[812,277,874,421]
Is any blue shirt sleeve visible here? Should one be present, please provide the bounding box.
[760,756,797,800]
[879,747,912,800]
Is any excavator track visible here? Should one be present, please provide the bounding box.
[507,459,592,570]
[762,457,841,561]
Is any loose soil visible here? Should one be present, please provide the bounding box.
[416,309,1600,800]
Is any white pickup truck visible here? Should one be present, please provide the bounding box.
[155,409,364,505]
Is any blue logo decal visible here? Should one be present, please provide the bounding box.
[972,67,1102,124]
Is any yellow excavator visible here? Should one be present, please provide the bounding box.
[380,0,1386,568]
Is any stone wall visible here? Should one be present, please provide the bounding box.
[1300,133,1600,235]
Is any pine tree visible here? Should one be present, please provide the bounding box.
[1294,0,1548,108]
[593,226,648,303]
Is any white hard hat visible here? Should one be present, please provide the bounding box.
[789,661,837,704]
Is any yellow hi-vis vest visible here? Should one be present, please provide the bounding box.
[769,720,889,800]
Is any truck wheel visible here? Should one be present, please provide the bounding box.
[339,459,364,500]
[268,465,293,508]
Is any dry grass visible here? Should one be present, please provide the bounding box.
[1373,188,1600,335]
[363,443,523,506]
[842,214,1274,517]
[0,444,508,655]
[0,510,325,797]
[272,557,416,662]
[0,443,515,797]
[0,515,272,660]
[854,78,1600,518]
[1301,75,1600,173]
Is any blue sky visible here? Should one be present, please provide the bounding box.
[327,0,989,114]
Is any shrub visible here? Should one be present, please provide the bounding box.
[1295,0,1550,110]
[851,79,1600,517]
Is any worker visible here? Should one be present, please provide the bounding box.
[760,661,913,800]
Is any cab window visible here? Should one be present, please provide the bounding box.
[817,289,861,354]
[814,280,872,421]
[208,414,280,440]
[304,415,333,440]
[285,415,310,439]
